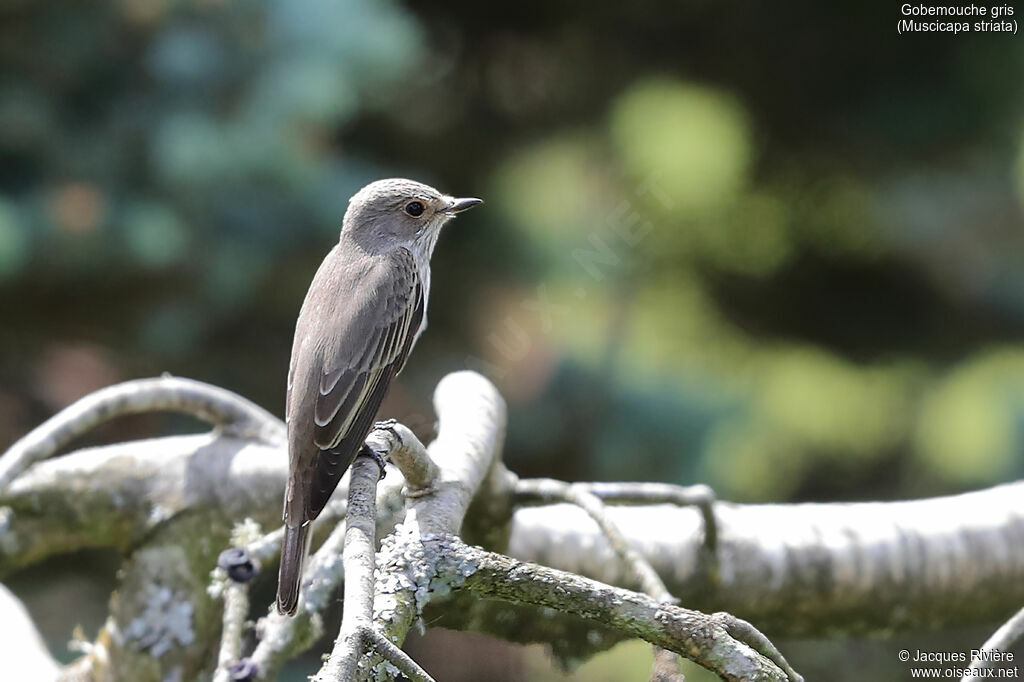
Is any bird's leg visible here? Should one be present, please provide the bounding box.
[358,442,389,481]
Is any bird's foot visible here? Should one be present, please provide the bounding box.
[371,418,404,445]
[359,443,389,481]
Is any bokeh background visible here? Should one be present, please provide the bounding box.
[2,0,1023,680]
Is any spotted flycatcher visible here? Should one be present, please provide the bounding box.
[276,178,482,615]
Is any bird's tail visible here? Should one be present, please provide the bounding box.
[276,523,311,616]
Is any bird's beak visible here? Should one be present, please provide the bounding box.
[444,197,484,214]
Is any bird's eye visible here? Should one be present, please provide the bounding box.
[404,201,425,217]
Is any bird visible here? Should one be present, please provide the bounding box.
[276,178,482,616]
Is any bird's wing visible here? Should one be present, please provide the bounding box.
[285,246,424,523]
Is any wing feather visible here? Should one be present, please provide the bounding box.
[285,246,425,523]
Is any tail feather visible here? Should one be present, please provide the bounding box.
[276,523,311,616]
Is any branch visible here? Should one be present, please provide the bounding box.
[8,429,1024,638]
[8,378,1024,637]
[963,604,1024,680]
[0,376,284,491]
[248,464,411,681]
[314,455,381,681]
[213,582,250,682]
[209,546,261,682]
[516,478,673,600]
[6,371,1024,682]
[508,481,1024,635]
[517,478,683,679]
[0,582,60,682]
[454,539,799,682]
[372,371,508,651]
[510,478,800,681]
[524,481,719,556]
[366,424,437,493]
[364,373,799,680]
[362,627,435,682]
[311,454,438,682]
[0,434,285,576]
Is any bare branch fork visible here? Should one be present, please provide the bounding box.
[312,455,436,682]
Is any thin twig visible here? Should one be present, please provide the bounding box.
[250,518,348,681]
[313,454,381,681]
[246,526,285,565]
[962,604,1024,681]
[516,479,718,555]
[537,480,671,598]
[244,499,348,567]
[650,646,685,682]
[364,627,436,682]
[213,582,250,682]
[514,478,680,680]
[0,376,284,491]
[514,480,797,680]
[713,612,803,682]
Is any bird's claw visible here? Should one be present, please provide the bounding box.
[371,418,404,446]
[359,443,389,480]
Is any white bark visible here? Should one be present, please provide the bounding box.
[5,433,1021,636]
[2,372,1023,681]
[510,483,1024,634]
[0,583,60,681]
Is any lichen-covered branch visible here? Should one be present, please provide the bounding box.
[305,449,441,682]
[489,478,798,681]
[516,478,673,600]
[454,538,799,682]
[366,424,437,493]
[0,434,285,576]
[212,581,250,682]
[366,373,798,681]
[516,478,684,680]
[314,455,381,682]
[4,371,1024,682]
[372,371,508,654]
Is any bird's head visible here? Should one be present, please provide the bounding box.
[342,178,482,255]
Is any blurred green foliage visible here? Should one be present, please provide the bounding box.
[523,640,717,682]
[0,0,1020,501]
[1,1,1024,679]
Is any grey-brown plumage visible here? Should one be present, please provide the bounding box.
[276,178,481,616]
